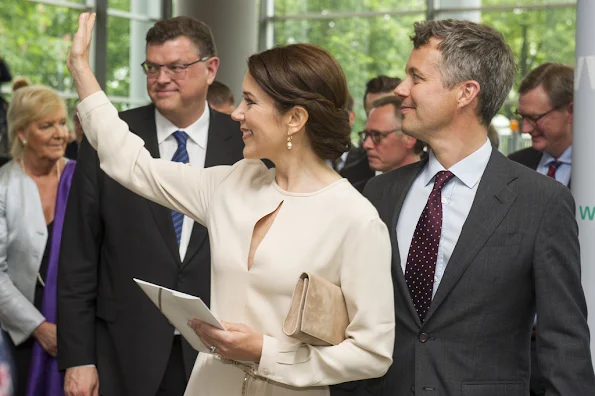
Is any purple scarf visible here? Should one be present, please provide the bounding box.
[26,160,76,396]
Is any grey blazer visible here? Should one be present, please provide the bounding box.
[362,150,595,396]
[0,160,52,345]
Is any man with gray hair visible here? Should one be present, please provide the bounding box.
[362,19,594,395]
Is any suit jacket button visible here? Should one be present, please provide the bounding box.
[419,333,429,343]
[410,385,415,393]
[178,273,186,282]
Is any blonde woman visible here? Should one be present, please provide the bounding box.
[0,84,75,396]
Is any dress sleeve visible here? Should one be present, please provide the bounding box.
[77,91,239,225]
[255,217,395,386]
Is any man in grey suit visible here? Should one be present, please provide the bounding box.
[362,20,595,395]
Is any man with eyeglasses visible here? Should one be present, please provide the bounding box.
[361,95,423,176]
[508,63,575,396]
[509,63,574,188]
[339,76,402,193]
[57,16,244,396]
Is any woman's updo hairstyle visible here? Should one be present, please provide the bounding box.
[247,43,351,160]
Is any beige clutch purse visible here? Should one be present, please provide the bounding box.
[282,272,349,346]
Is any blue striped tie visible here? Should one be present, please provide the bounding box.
[170,131,189,245]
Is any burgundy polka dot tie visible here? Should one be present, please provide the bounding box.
[405,170,455,322]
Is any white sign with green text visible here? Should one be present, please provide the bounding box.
[574,0,595,360]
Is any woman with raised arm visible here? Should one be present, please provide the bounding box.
[67,13,394,396]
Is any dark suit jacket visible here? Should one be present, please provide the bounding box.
[340,147,375,193]
[64,141,79,161]
[362,150,594,396]
[57,105,244,396]
[508,146,572,189]
[0,59,11,83]
[508,146,543,171]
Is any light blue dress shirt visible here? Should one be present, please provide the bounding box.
[535,145,572,187]
[155,105,209,261]
[397,139,492,297]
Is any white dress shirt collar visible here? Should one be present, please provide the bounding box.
[538,145,572,168]
[154,102,210,149]
[422,138,492,189]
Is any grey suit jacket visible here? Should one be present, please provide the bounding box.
[363,150,595,396]
[0,160,47,345]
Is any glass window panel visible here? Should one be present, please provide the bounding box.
[275,0,425,16]
[109,0,131,12]
[0,2,79,92]
[106,15,131,98]
[482,7,576,75]
[274,14,423,138]
[106,15,153,109]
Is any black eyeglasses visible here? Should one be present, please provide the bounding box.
[358,128,400,144]
[141,56,211,79]
[514,107,559,127]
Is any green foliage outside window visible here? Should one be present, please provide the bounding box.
[0,0,140,111]
[273,0,577,139]
[0,0,578,131]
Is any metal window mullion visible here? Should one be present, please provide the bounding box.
[106,95,148,105]
[259,0,275,51]
[262,8,426,22]
[106,8,159,22]
[95,0,107,90]
[162,0,173,19]
[427,0,435,20]
[29,0,91,10]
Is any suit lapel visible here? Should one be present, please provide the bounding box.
[182,109,236,266]
[126,106,181,264]
[528,149,543,171]
[423,151,518,324]
[385,160,427,327]
[203,108,237,168]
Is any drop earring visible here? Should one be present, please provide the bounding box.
[22,140,27,145]
[287,135,293,150]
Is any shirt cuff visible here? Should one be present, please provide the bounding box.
[255,334,277,378]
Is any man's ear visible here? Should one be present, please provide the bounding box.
[457,80,481,109]
[205,57,220,85]
[403,135,417,150]
[567,101,574,125]
[287,106,309,135]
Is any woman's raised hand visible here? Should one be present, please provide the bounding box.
[67,12,101,101]
[67,12,96,72]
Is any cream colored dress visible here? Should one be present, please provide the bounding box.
[78,92,395,396]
